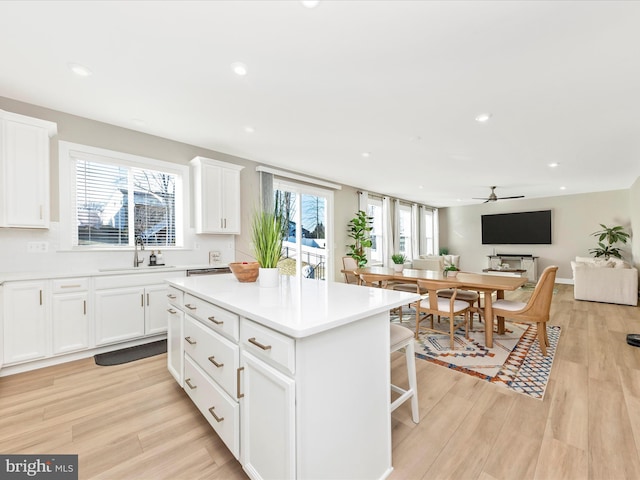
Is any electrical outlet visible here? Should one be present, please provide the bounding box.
[27,241,49,253]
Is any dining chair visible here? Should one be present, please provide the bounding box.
[342,256,359,284]
[437,288,482,327]
[415,279,470,349]
[491,266,558,356]
[358,274,420,423]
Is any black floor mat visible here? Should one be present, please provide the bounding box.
[94,339,167,366]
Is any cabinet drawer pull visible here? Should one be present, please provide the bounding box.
[184,336,197,345]
[237,367,244,399]
[167,308,177,314]
[185,304,197,310]
[83,300,87,315]
[208,406,224,422]
[208,316,223,325]
[208,356,224,368]
[248,337,272,350]
[60,284,82,289]
[141,294,144,307]
[146,293,150,306]
[167,294,177,299]
[185,378,197,389]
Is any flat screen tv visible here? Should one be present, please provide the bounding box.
[481,210,552,245]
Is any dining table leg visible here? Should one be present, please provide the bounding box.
[483,291,494,348]
[496,290,506,335]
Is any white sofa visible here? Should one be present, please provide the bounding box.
[412,255,460,272]
[571,256,638,306]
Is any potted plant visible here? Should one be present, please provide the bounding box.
[443,264,459,277]
[346,210,373,268]
[251,210,284,287]
[589,224,631,259]
[391,253,407,272]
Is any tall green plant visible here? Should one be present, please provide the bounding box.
[589,224,631,259]
[346,210,373,267]
[252,210,284,268]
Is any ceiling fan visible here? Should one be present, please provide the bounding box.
[473,186,525,203]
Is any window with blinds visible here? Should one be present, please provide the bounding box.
[74,158,177,247]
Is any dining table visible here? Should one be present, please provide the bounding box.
[350,267,528,348]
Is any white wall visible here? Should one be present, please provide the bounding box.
[439,189,632,282]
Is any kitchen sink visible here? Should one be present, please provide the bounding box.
[98,265,176,272]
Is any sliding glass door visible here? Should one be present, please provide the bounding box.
[274,179,333,280]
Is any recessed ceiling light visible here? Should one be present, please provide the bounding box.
[68,62,92,77]
[300,0,321,8]
[475,113,492,123]
[244,126,255,133]
[548,162,560,168]
[560,186,566,190]
[231,62,248,76]
[361,152,371,158]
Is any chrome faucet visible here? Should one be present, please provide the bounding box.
[134,236,145,267]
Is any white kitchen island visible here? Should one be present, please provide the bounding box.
[166,273,419,480]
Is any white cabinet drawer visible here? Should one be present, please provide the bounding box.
[241,319,295,375]
[184,315,239,398]
[52,278,89,293]
[184,355,239,459]
[166,285,183,307]
[183,293,239,341]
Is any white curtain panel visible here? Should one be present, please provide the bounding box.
[393,199,401,255]
[382,196,394,268]
[419,205,428,255]
[433,208,440,254]
[357,190,370,263]
[357,190,368,213]
[411,204,420,260]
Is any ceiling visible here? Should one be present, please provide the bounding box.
[1,1,639,207]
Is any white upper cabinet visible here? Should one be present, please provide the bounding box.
[0,110,57,228]
[191,156,243,234]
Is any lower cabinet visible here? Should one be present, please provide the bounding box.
[51,278,89,355]
[94,287,146,345]
[1,271,185,372]
[240,350,295,480]
[2,280,47,364]
[95,283,170,346]
[145,284,169,335]
[167,303,183,385]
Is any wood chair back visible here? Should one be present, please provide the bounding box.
[415,278,460,312]
[359,273,395,288]
[508,266,558,321]
[342,256,359,284]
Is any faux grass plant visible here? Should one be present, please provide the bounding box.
[251,210,284,268]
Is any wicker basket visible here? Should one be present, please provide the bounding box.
[229,262,260,282]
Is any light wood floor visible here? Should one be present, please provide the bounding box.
[1,284,640,479]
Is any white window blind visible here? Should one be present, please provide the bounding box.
[75,159,177,247]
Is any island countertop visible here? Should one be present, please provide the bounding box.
[166,273,419,338]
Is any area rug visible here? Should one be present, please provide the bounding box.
[94,339,167,366]
[392,312,560,400]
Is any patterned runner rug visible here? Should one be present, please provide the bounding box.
[392,312,560,400]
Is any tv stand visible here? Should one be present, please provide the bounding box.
[488,254,538,282]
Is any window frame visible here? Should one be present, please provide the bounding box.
[59,141,188,251]
[273,178,334,280]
